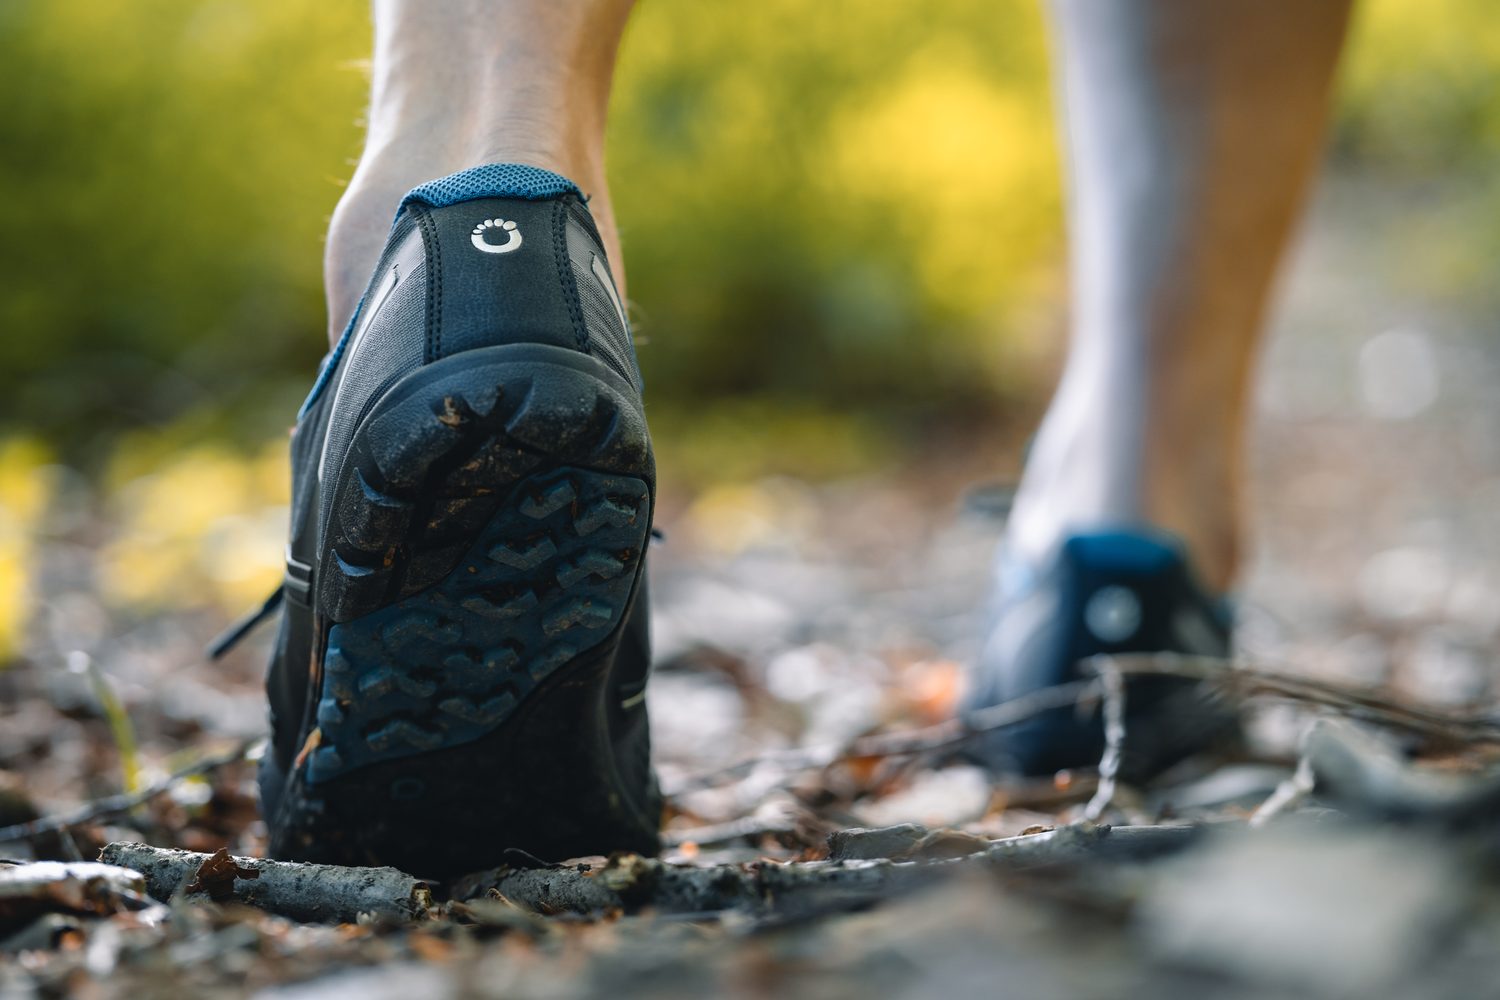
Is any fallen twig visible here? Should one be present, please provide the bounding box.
[1083,659,1127,821]
[456,822,1203,921]
[1300,718,1500,825]
[1249,752,1315,827]
[1100,653,1500,747]
[826,824,929,861]
[980,822,1203,865]
[99,842,434,924]
[0,739,260,846]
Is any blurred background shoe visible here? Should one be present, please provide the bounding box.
[962,529,1241,780]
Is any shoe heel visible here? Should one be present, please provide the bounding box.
[270,345,659,871]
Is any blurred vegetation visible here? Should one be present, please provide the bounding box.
[0,0,1497,657]
[1339,0,1500,171]
[0,1,367,451]
[2,0,1497,451]
[0,439,51,660]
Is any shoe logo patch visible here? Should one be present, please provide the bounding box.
[1084,585,1142,643]
[471,218,522,255]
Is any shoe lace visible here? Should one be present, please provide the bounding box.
[206,587,284,660]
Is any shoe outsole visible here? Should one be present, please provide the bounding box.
[309,465,649,783]
[267,343,660,874]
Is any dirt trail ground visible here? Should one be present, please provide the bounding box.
[3,174,1500,998]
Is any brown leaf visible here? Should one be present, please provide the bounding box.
[184,847,259,902]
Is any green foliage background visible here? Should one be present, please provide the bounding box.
[0,0,1496,454]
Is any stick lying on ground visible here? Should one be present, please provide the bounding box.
[99,823,1199,927]
[0,739,260,847]
[1103,653,1500,747]
[1083,658,1128,821]
[99,843,434,925]
[455,822,1203,920]
[1301,718,1500,825]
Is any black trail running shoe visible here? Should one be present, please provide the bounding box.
[251,164,659,875]
[962,529,1239,780]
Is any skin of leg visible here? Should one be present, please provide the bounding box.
[1005,0,1352,592]
[324,0,636,344]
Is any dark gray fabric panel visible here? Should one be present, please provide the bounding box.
[316,231,428,530]
[418,198,581,361]
[564,201,641,389]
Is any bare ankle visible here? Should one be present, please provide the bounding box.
[321,0,633,344]
[1005,390,1244,592]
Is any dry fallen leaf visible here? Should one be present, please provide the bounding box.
[184,847,259,902]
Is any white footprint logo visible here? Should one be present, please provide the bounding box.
[471,218,522,255]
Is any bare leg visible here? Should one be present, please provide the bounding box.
[324,0,635,344]
[1006,0,1351,591]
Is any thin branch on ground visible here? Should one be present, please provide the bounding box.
[1300,717,1500,824]
[0,739,261,845]
[1249,748,1316,827]
[1099,653,1500,747]
[100,842,433,924]
[1083,658,1127,821]
[454,822,1205,921]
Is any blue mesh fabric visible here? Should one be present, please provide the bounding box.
[401,164,581,210]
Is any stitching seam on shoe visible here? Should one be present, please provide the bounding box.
[416,205,443,362]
